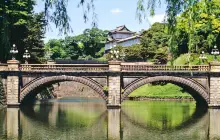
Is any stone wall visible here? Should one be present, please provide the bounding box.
[52,81,101,98]
[209,77,220,106]
[0,77,6,107]
[108,76,121,105]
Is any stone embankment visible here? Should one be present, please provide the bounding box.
[127,97,194,101]
[52,81,101,98]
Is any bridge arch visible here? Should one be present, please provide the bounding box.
[20,75,107,103]
[122,76,209,105]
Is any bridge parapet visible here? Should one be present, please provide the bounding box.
[20,64,109,72]
[0,64,8,71]
[121,64,210,72]
[3,60,220,108]
[19,63,211,72]
[210,62,220,72]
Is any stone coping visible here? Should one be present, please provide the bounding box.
[108,61,121,65]
[7,60,20,64]
[210,62,220,66]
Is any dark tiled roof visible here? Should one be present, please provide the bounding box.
[110,25,134,34]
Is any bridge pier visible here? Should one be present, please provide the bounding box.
[107,61,121,109]
[209,62,220,108]
[6,108,20,139]
[107,109,121,140]
[6,60,20,107]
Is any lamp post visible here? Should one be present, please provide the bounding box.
[23,50,31,64]
[110,49,120,61]
[10,44,18,60]
[211,45,219,61]
[199,51,207,64]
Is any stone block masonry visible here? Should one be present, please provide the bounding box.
[209,77,220,107]
[107,61,121,108]
[108,76,121,106]
[6,60,20,107]
[7,76,19,106]
[0,77,6,106]
[2,60,220,108]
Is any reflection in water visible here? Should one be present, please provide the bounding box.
[0,99,220,140]
[121,101,209,140]
[121,101,207,130]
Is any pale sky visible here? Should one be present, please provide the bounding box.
[34,0,167,42]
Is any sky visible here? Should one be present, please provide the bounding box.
[34,0,167,42]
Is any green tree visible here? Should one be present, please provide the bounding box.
[124,44,148,61]
[0,0,45,63]
[24,13,46,63]
[64,36,82,60]
[176,0,220,54]
[44,28,108,60]
[44,39,66,60]
[141,23,170,63]
[79,28,108,58]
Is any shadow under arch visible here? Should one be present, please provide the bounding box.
[122,76,209,106]
[121,104,208,131]
[20,76,107,104]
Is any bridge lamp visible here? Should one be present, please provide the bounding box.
[10,44,18,60]
[23,50,31,64]
[110,49,120,60]
[199,51,207,64]
[211,45,219,61]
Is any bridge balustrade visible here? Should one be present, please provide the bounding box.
[19,64,211,72]
[0,64,8,71]
[121,64,210,72]
[20,64,109,72]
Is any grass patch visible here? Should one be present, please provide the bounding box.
[128,83,192,99]
[168,53,220,65]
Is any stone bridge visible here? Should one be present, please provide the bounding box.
[1,59,220,108]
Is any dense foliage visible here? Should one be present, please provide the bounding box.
[128,0,220,64]
[110,23,169,64]
[45,28,108,60]
[176,0,220,54]
[136,0,219,63]
[0,0,46,63]
[140,23,170,63]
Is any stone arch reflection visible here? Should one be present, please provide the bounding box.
[121,101,208,131]
[20,102,107,129]
[121,110,209,140]
[3,107,220,139]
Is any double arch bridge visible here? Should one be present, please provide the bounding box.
[1,60,220,108]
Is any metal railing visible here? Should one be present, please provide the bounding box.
[20,64,109,72]
[121,64,210,72]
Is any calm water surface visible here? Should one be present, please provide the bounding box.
[0,98,219,140]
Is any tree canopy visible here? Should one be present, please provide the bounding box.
[44,28,108,60]
[176,0,220,54]
[0,0,46,63]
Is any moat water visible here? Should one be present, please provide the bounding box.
[0,98,219,140]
